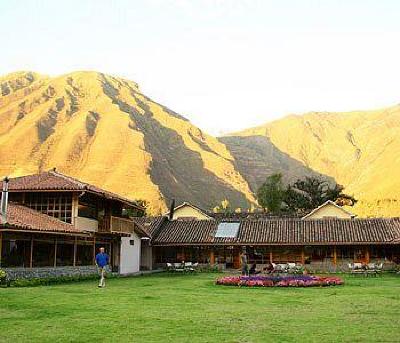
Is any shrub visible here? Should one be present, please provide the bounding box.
[8,273,119,288]
[0,269,8,287]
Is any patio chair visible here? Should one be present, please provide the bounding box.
[275,263,288,274]
[375,262,384,276]
[174,262,185,272]
[349,262,366,276]
[166,262,174,272]
[366,263,377,277]
[184,262,195,272]
[287,263,296,274]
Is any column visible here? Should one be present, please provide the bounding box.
[301,248,305,265]
[365,247,370,264]
[333,246,337,266]
[54,238,58,267]
[209,250,215,265]
[93,236,96,264]
[73,236,77,267]
[29,236,34,268]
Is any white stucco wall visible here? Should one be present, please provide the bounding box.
[120,232,141,274]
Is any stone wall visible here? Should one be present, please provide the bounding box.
[4,265,101,280]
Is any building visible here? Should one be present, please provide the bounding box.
[302,200,357,220]
[165,202,212,220]
[2,171,400,277]
[135,205,400,272]
[0,170,148,279]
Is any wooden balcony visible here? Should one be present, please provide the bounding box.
[98,216,136,234]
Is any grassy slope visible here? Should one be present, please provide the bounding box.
[0,273,399,342]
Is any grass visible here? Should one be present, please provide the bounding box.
[0,273,400,342]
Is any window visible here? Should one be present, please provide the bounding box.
[25,192,73,223]
[215,222,240,238]
[76,242,94,266]
[56,242,74,266]
[1,239,31,267]
[33,240,55,267]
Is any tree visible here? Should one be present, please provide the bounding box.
[213,199,231,214]
[221,199,230,212]
[283,176,357,213]
[125,199,148,217]
[256,173,285,214]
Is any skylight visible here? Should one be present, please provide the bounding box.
[215,222,240,238]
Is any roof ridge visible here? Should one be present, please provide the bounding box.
[49,170,87,188]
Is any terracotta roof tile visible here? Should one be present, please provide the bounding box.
[152,218,400,246]
[7,170,143,209]
[133,216,167,237]
[0,203,82,234]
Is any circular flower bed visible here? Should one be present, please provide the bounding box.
[216,275,343,287]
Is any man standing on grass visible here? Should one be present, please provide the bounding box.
[95,247,109,288]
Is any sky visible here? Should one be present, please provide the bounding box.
[1,0,400,135]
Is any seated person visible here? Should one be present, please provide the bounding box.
[249,263,261,275]
[263,262,274,274]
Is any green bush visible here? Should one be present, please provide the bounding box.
[9,273,118,288]
[0,269,8,287]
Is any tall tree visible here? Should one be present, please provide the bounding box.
[256,173,285,213]
[283,176,356,213]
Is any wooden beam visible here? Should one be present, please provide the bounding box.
[333,246,337,266]
[93,236,96,265]
[269,251,273,263]
[54,238,57,268]
[110,241,113,268]
[365,247,370,264]
[209,250,215,265]
[30,236,33,268]
[73,236,77,267]
[301,248,305,265]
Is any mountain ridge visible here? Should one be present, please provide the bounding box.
[1,70,399,217]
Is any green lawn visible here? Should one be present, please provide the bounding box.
[1,273,400,343]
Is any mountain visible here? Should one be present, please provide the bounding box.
[0,71,256,214]
[222,106,400,217]
[1,71,399,217]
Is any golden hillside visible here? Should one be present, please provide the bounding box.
[223,106,400,217]
[0,71,255,214]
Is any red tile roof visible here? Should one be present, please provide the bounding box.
[152,218,400,246]
[132,216,167,237]
[7,170,143,209]
[0,203,83,234]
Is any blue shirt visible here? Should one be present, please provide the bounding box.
[95,253,109,268]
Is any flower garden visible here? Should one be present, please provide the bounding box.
[216,275,343,287]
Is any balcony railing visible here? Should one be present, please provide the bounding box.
[74,216,99,232]
[98,216,136,234]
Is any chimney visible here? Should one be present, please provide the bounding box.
[1,177,9,224]
[168,199,176,221]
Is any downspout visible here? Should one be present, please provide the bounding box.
[1,177,9,224]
